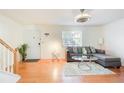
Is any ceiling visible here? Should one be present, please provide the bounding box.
[0,9,124,26]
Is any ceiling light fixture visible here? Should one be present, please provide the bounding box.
[75,9,91,23]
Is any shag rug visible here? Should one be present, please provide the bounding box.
[64,62,115,76]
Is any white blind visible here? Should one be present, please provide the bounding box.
[62,31,82,47]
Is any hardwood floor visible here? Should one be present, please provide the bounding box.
[17,60,124,83]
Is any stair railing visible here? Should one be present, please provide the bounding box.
[0,38,17,73]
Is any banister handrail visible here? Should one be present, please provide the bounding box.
[0,38,14,52]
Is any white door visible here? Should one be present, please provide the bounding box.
[24,29,41,59]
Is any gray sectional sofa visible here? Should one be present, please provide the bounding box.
[93,54,121,68]
[67,47,121,68]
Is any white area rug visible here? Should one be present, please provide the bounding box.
[0,71,21,83]
[64,62,115,76]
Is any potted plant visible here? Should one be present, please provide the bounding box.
[18,44,28,61]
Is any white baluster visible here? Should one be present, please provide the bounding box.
[2,46,6,71]
[6,49,10,72]
[0,44,2,70]
[10,51,14,73]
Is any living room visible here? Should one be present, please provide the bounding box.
[0,9,124,83]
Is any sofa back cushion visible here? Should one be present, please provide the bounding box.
[67,47,82,54]
[67,47,97,54]
[73,47,78,54]
[96,49,105,54]
[67,47,74,53]
[77,47,82,54]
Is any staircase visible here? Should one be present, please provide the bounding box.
[0,38,20,83]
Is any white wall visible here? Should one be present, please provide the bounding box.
[0,14,104,60]
[0,14,24,48]
[61,25,104,49]
[0,14,42,60]
[39,25,65,59]
[39,25,103,59]
[103,18,124,66]
[0,14,25,61]
[81,26,104,48]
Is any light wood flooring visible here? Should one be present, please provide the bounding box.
[17,60,124,83]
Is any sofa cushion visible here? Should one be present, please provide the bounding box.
[97,59,121,67]
[93,54,121,62]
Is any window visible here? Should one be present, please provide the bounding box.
[62,31,82,47]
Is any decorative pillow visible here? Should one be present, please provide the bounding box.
[90,47,96,53]
[85,47,92,54]
[82,47,87,54]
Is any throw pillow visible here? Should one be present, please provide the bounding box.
[90,47,96,53]
[85,47,92,54]
[82,47,87,54]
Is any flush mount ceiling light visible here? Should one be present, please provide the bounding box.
[75,9,91,23]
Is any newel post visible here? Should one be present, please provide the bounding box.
[14,48,18,74]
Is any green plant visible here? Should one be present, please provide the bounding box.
[18,44,28,61]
